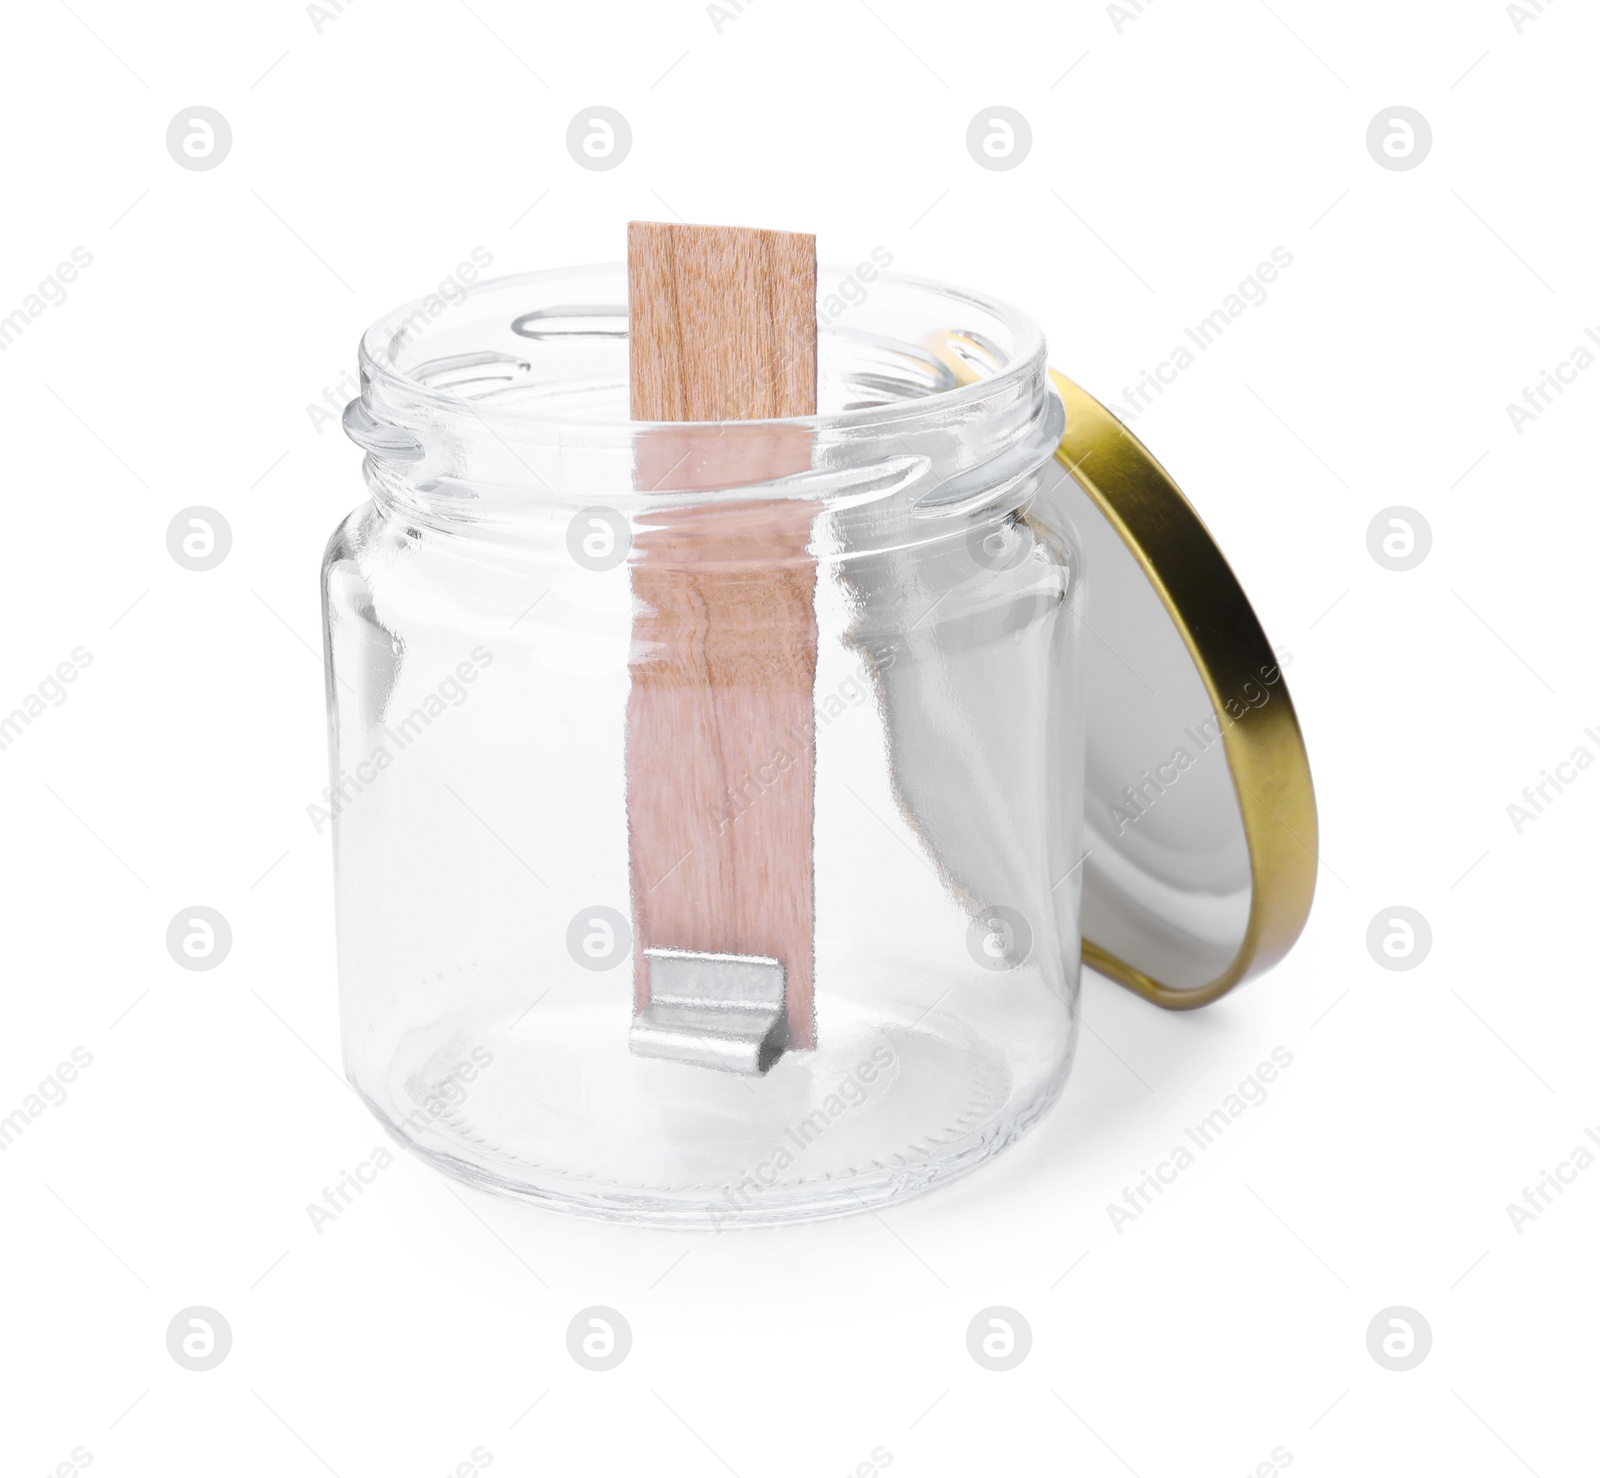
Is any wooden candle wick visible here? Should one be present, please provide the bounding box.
[625,222,819,1068]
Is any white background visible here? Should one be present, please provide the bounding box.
[2,0,1595,1473]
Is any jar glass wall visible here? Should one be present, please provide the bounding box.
[323,267,1084,1225]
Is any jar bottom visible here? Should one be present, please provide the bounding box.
[352,986,1075,1228]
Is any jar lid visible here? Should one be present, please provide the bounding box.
[1045,370,1317,1007]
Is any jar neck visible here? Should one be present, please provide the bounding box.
[346,266,1063,559]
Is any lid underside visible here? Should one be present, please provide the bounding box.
[1043,371,1317,1007]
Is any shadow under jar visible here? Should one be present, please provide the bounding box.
[323,266,1083,1226]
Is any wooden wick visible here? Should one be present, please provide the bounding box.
[625,222,820,1054]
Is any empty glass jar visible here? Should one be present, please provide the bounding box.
[322,263,1315,1225]
[324,266,1088,1224]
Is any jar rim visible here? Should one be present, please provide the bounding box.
[355,262,1048,439]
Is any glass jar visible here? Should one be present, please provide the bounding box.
[324,266,1083,1225]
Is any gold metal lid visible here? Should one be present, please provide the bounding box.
[1045,370,1317,1007]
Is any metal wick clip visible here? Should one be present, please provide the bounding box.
[628,948,788,1076]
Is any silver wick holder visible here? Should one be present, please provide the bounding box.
[628,949,788,1075]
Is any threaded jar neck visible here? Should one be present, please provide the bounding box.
[346,265,1063,560]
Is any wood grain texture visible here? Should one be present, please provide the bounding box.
[626,222,820,1050]
[628,222,817,423]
